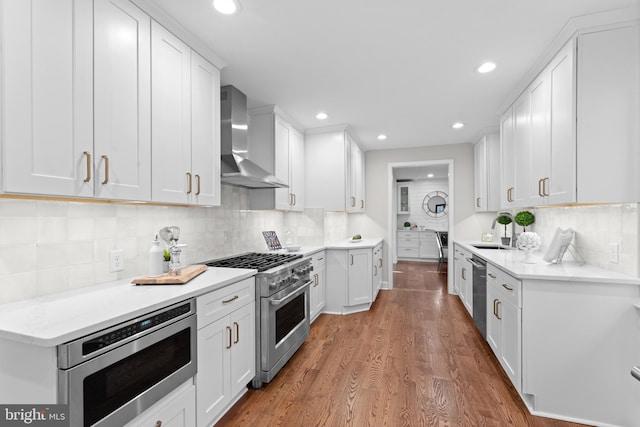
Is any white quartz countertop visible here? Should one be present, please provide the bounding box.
[324,237,384,249]
[454,240,640,285]
[0,267,256,347]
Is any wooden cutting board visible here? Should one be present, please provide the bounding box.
[132,264,208,285]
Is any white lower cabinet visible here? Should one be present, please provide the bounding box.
[486,264,522,392]
[372,243,383,300]
[325,242,382,315]
[124,380,195,427]
[454,245,472,316]
[397,231,439,260]
[196,278,255,427]
[309,251,326,322]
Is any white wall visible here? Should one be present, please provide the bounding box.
[397,178,449,231]
[0,186,347,304]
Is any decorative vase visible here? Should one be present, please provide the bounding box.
[517,232,541,264]
[501,237,511,246]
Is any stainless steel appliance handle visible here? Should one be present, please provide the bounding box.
[270,280,312,306]
[631,366,640,382]
[467,257,486,269]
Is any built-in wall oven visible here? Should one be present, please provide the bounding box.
[206,252,312,388]
[57,299,197,427]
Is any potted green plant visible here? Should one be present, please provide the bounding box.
[403,221,411,230]
[162,248,171,273]
[496,215,512,246]
[514,211,535,232]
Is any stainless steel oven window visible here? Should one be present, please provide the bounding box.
[275,292,305,343]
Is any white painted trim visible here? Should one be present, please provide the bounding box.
[387,159,455,294]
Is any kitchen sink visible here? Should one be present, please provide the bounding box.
[471,244,513,250]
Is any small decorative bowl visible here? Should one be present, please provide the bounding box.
[286,245,301,252]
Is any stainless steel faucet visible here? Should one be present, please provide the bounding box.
[491,211,517,247]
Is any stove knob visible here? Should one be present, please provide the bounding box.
[269,281,278,290]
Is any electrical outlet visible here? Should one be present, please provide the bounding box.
[110,249,125,272]
[609,243,619,264]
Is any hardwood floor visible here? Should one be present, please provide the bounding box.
[216,261,587,427]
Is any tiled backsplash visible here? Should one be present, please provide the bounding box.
[534,203,638,276]
[0,185,344,304]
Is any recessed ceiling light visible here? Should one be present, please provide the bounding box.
[477,62,497,73]
[451,122,464,129]
[213,0,241,15]
[316,112,328,120]
[377,134,387,140]
[427,173,434,178]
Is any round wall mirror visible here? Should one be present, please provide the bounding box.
[422,191,448,218]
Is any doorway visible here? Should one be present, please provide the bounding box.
[387,160,454,294]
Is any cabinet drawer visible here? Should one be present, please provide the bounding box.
[487,265,521,307]
[397,238,419,248]
[312,251,326,267]
[197,277,255,329]
[397,232,419,240]
[398,247,420,257]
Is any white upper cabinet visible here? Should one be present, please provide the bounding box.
[576,22,639,203]
[500,109,515,209]
[248,107,305,211]
[501,17,639,207]
[151,22,220,205]
[474,133,500,212]
[94,0,151,201]
[1,0,94,197]
[305,127,365,213]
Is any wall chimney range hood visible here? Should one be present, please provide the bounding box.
[220,85,288,188]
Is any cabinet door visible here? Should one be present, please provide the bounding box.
[398,185,410,213]
[419,232,438,258]
[528,74,550,206]
[289,128,305,211]
[94,0,151,201]
[547,41,575,205]
[372,245,383,300]
[512,92,531,207]
[345,134,358,212]
[500,299,521,391]
[474,136,487,211]
[190,52,221,206]
[347,249,372,306]
[486,273,501,356]
[196,316,231,427]
[274,116,292,210]
[500,109,515,209]
[352,142,365,212]
[151,22,192,204]
[229,302,255,398]
[311,261,326,322]
[2,0,93,197]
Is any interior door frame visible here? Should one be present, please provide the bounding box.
[387,160,454,294]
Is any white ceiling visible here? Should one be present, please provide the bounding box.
[147,0,639,151]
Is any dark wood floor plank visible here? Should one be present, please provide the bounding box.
[216,261,587,427]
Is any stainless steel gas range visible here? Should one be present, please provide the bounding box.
[206,252,313,388]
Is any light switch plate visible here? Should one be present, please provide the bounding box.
[609,243,619,264]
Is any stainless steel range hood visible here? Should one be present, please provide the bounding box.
[220,85,288,188]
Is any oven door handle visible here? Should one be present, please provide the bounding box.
[270,280,312,306]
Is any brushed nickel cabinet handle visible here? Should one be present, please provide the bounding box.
[379,259,383,268]
[502,284,513,292]
[496,301,502,319]
[493,298,498,317]
[476,197,481,208]
[350,255,354,265]
[186,172,192,194]
[195,174,201,195]
[351,196,356,207]
[461,267,466,280]
[488,273,496,279]
[233,321,239,344]
[101,155,109,184]
[292,193,296,206]
[374,266,378,276]
[538,178,543,197]
[544,177,550,196]
[222,295,239,304]
[83,151,91,183]
[361,199,364,209]
[226,326,232,349]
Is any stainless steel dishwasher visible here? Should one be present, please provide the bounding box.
[469,255,487,338]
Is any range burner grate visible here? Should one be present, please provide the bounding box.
[205,252,302,272]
